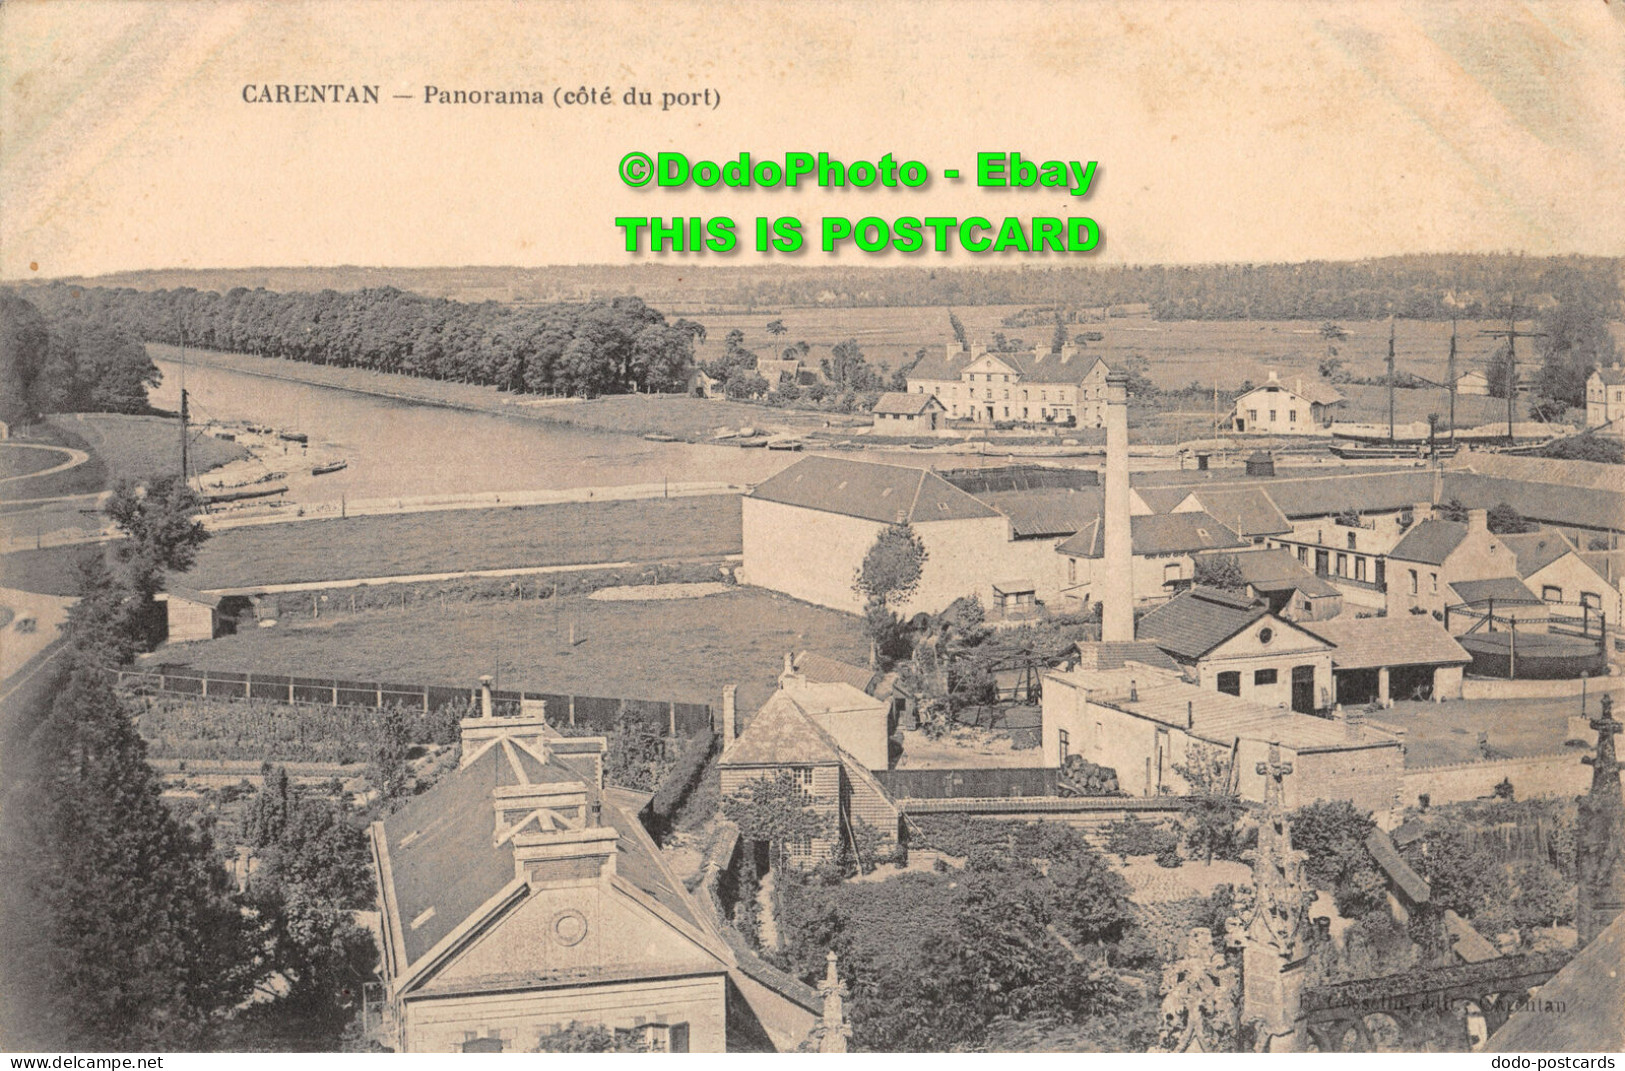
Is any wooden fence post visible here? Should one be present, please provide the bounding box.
[568,695,576,726]
[332,679,340,706]
[200,671,208,698]
[669,701,676,737]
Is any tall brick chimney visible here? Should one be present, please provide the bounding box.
[721,684,737,743]
[1102,370,1134,642]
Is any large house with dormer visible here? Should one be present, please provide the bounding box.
[905,342,1112,425]
[368,687,824,1053]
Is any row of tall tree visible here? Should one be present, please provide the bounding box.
[20,284,705,398]
[0,290,159,424]
[0,479,375,1050]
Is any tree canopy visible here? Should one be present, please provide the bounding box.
[22,284,702,398]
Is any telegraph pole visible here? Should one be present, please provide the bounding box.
[1481,302,1546,443]
[1446,319,1458,447]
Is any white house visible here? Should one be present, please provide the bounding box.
[906,342,1112,426]
[1586,365,1625,434]
[1232,371,1344,435]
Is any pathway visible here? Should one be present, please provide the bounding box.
[0,442,90,485]
[202,553,742,597]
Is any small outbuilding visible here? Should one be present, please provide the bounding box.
[156,585,252,643]
[870,392,946,434]
[1303,614,1472,705]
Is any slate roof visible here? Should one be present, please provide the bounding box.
[1484,912,1625,1053]
[1238,376,1344,406]
[375,737,709,974]
[1183,487,1293,537]
[1133,587,1270,660]
[1498,530,1578,578]
[1055,512,1246,558]
[1364,829,1431,903]
[719,691,846,767]
[904,352,974,382]
[1303,615,1471,669]
[1071,641,1182,673]
[1133,486,1194,514]
[1257,470,1438,518]
[1388,518,1469,565]
[749,455,1001,524]
[1448,576,1542,606]
[872,391,943,416]
[1593,365,1625,387]
[905,350,1108,385]
[159,584,225,608]
[1223,548,1342,598]
[1443,472,1623,532]
[978,486,1102,538]
[794,650,883,696]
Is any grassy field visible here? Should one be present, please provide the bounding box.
[187,494,742,589]
[0,446,71,480]
[690,309,1559,394]
[2,413,247,503]
[149,586,868,714]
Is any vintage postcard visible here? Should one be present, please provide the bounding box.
[2,0,1622,1058]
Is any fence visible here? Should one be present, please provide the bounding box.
[874,767,1059,799]
[117,664,714,737]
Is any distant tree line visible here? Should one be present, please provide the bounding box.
[0,290,159,424]
[19,284,706,399]
[587,254,1621,320]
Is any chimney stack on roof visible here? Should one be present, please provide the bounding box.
[479,675,494,719]
[1467,508,1489,534]
[722,684,738,743]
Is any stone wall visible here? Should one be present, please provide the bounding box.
[1400,752,1588,808]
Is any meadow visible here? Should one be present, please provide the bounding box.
[150,586,869,715]
[689,307,1554,397]
[187,494,742,589]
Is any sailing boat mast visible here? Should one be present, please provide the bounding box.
[1481,300,1546,444]
[178,320,189,486]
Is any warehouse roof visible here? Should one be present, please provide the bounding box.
[1181,486,1293,537]
[1071,641,1182,673]
[749,455,1001,524]
[978,486,1103,538]
[1304,615,1471,670]
[1055,512,1246,558]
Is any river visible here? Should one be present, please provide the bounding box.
[149,357,802,503]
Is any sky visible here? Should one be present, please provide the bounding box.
[1,0,1622,279]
